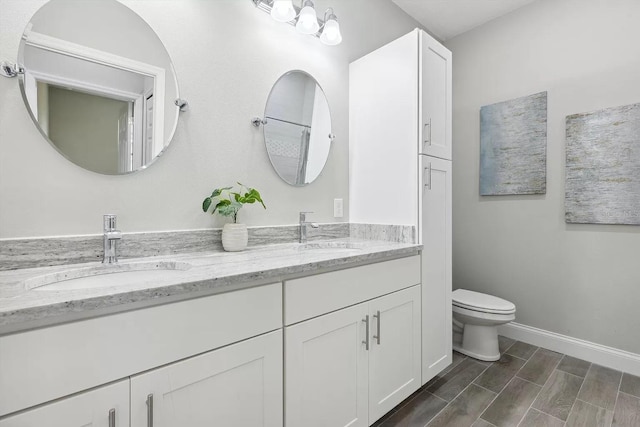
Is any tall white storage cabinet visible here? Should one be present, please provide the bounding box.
[420,157,452,383]
[349,28,452,385]
[349,31,419,226]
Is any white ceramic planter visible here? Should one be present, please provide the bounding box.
[221,223,248,252]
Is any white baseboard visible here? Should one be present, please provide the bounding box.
[498,322,640,377]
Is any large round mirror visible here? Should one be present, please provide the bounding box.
[263,71,333,186]
[17,0,180,175]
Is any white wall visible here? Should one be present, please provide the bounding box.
[446,0,640,354]
[0,0,421,238]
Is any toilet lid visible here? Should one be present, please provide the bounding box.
[452,289,515,314]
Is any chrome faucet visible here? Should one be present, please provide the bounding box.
[102,214,122,264]
[299,211,319,244]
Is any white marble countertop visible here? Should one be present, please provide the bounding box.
[0,239,420,335]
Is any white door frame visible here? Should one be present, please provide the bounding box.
[22,27,166,148]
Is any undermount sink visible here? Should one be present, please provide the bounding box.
[298,241,364,251]
[24,260,192,292]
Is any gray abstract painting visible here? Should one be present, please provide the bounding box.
[480,91,547,195]
[565,103,640,225]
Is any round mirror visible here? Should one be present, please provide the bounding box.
[17,0,180,175]
[263,71,333,186]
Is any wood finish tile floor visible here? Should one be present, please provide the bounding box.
[372,337,640,427]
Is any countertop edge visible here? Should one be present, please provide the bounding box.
[0,244,421,335]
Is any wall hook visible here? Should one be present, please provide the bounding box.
[175,98,189,112]
[0,61,23,78]
[251,117,267,127]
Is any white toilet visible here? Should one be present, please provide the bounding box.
[452,289,516,361]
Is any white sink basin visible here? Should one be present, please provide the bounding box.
[24,261,192,291]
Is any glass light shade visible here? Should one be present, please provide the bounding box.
[270,1,295,22]
[320,17,342,45]
[296,4,319,34]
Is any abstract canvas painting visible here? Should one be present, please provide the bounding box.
[565,102,640,225]
[480,91,547,195]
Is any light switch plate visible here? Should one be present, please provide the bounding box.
[333,198,344,218]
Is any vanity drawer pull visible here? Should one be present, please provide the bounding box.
[146,394,154,427]
[373,310,381,345]
[362,315,370,351]
[108,408,116,427]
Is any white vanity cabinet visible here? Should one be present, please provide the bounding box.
[286,303,370,427]
[0,380,129,427]
[284,257,421,427]
[131,330,283,427]
[0,252,423,426]
[0,283,283,422]
[368,286,422,422]
[2,330,283,427]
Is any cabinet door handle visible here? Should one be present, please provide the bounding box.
[108,408,116,427]
[424,163,432,190]
[146,394,154,427]
[362,315,370,351]
[424,118,432,146]
[373,310,381,345]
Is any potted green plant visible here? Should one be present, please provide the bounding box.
[202,183,266,251]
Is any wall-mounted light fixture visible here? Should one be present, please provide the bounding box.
[252,0,343,46]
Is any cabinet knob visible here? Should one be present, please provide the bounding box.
[108,408,116,427]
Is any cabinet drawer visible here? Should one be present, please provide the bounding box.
[285,256,420,325]
[0,283,282,417]
[0,379,129,427]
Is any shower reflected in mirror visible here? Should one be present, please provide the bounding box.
[260,70,333,186]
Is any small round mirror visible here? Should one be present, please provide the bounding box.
[17,0,180,175]
[263,71,333,186]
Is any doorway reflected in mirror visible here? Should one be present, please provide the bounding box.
[17,0,180,175]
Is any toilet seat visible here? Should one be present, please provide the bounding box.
[453,289,515,315]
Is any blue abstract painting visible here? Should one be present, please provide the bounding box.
[480,92,547,195]
[565,102,640,225]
